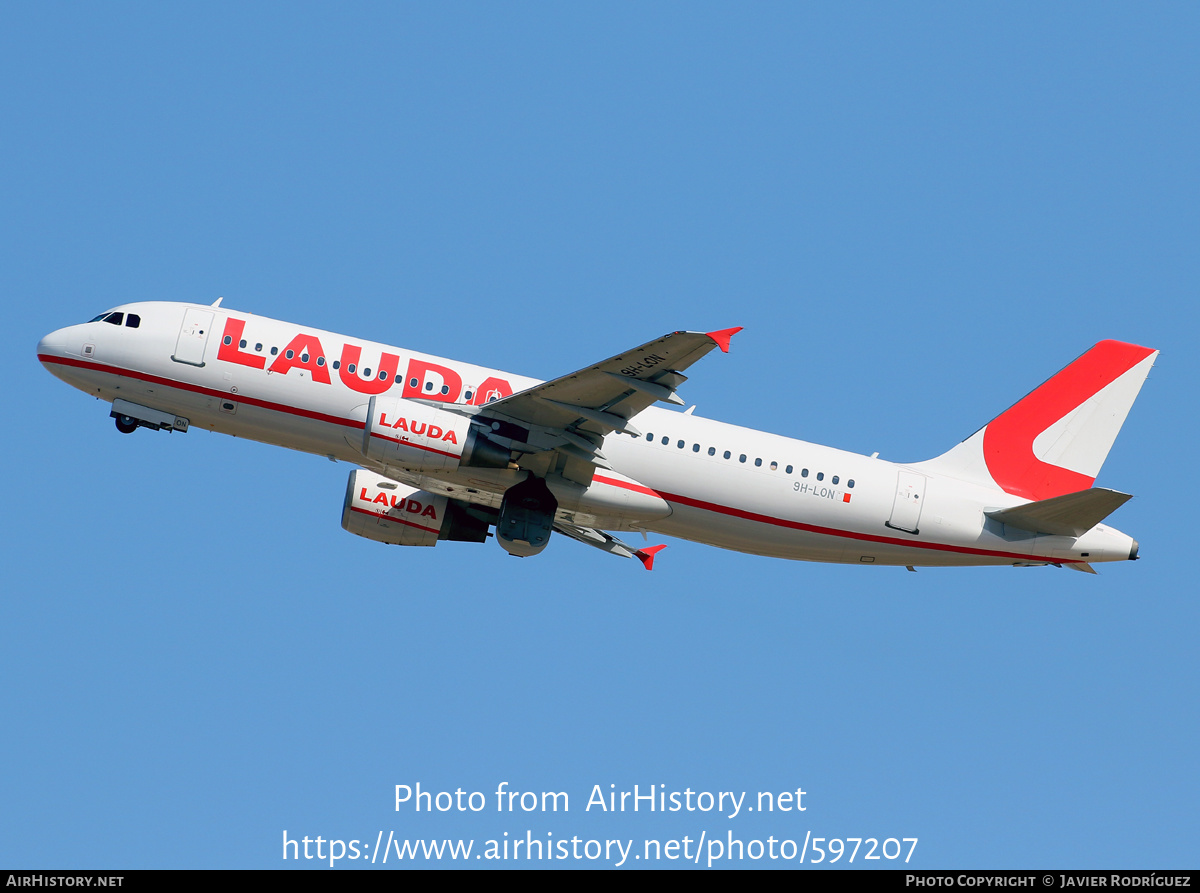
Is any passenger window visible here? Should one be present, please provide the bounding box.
[723,450,731,459]
[754,458,762,467]
[692,443,700,452]
[125,314,140,328]
[708,447,715,456]
[848,480,855,489]
[662,437,669,445]
[786,465,793,474]
[646,433,654,441]
[801,468,809,478]
[223,335,233,345]
[240,339,248,348]
[255,343,262,352]
[770,461,778,471]
[286,349,295,359]
[270,347,278,355]
[817,472,824,481]
[832,476,839,485]
[739,454,747,463]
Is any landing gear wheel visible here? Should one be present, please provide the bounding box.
[115,415,139,434]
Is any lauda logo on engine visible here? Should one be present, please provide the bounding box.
[357,487,439,520]
[375,413,459,444]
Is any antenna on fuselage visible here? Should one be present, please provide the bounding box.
[211,297,224,308]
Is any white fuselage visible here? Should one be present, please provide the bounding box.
[37,301,1139,568]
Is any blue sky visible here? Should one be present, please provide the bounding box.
[3,3,1197,868]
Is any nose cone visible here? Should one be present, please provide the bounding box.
[37,327,68,365]
[37,326,86,388]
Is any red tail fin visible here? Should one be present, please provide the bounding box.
[920,340,1157,500]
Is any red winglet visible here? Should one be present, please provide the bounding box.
[705,327,743,353]
[635,544,668,571]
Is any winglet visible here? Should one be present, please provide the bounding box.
[705,327,743,353]
[635,544,668,571]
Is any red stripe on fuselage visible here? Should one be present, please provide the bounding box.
[596,472,1080,564]
[40,354,365,430]
[655,489,1081,564]
[592,474,660,497]
[43,354,1083,565]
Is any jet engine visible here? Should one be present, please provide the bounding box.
[360,395,511,475]
[342,469,491,547]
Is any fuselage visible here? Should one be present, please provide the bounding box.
[37,301,1140,568]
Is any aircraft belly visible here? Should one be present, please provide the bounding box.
[61,363,221,421]
[648,504,850,562]
[397,466,670,531]
[613,439,1049,567]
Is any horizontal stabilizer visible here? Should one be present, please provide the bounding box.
[986,488,1132,537]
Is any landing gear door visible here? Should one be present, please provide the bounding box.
[172,308,214,367]
[886,470,926,534]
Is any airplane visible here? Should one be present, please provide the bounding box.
[37,299,1157,573]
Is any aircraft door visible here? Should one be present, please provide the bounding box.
[886,470,926,534]
[171,308,214,367]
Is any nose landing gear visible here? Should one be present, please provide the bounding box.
[108,399,189,434]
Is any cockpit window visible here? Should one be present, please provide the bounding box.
[88,311,126,325]
[87,310,140,327]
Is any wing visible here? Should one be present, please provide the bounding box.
[460,327,741,475]
[553,522,668,571]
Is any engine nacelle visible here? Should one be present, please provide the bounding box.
[341,469,489,547]
[360,395,510,474]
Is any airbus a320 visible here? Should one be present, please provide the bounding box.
[38,300,1156,572]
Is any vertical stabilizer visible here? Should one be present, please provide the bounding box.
[918,340,1157,499]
